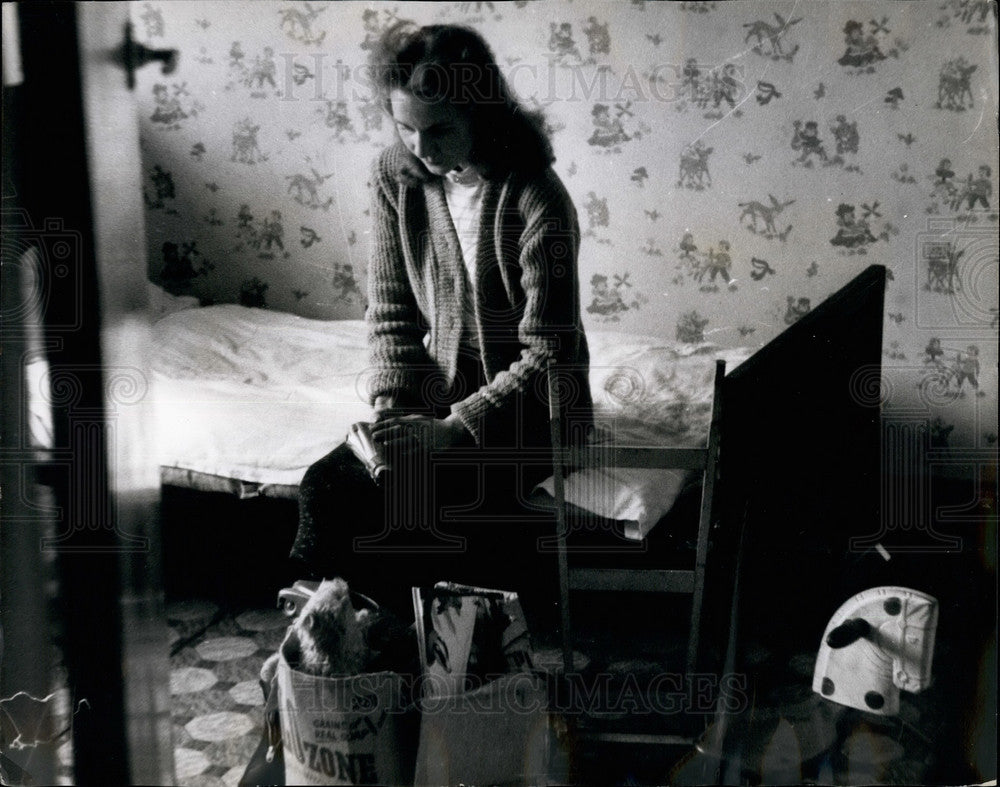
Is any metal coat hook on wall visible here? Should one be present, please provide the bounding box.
[114,21,178,90]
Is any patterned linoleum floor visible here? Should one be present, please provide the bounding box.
[160,596,949,786]
[166,600,287,787]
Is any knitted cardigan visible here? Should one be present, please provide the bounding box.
[366,142,593,449]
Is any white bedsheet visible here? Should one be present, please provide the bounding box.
[28,300,750,535]
[151,306,750,536]
[152,306,372,487]
[539,330,752,538]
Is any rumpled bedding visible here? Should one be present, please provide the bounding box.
[537,330,751,538]
[27,296,751,536]
[152,306,750,536]
[152,306,372,487]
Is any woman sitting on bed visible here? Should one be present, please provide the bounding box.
[290,22,592,615]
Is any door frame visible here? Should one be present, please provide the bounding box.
[7,3,173,783]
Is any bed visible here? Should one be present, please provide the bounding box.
[147,290,753,541]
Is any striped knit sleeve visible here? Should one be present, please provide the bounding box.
[365,151,432,406]
[451,168,583,441]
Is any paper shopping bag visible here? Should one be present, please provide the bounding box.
[276,635,417,786]
[411,582,549,786]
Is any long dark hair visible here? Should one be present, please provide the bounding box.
[369,23,554,181]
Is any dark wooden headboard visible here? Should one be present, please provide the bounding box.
[718,265,887,656]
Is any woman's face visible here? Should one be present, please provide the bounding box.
[389,88,475,176]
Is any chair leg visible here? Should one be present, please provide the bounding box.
[557,512,573,674]
[686,359,725,676]
[546,359,574,675]
[686,465,715,675]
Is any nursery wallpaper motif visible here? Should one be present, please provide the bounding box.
[134,0,998,448]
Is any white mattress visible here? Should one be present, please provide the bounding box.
[27,297,751,537]
[152,306,372,488]
[153,306,750,536]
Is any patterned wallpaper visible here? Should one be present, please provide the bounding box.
[133,0,998,448]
